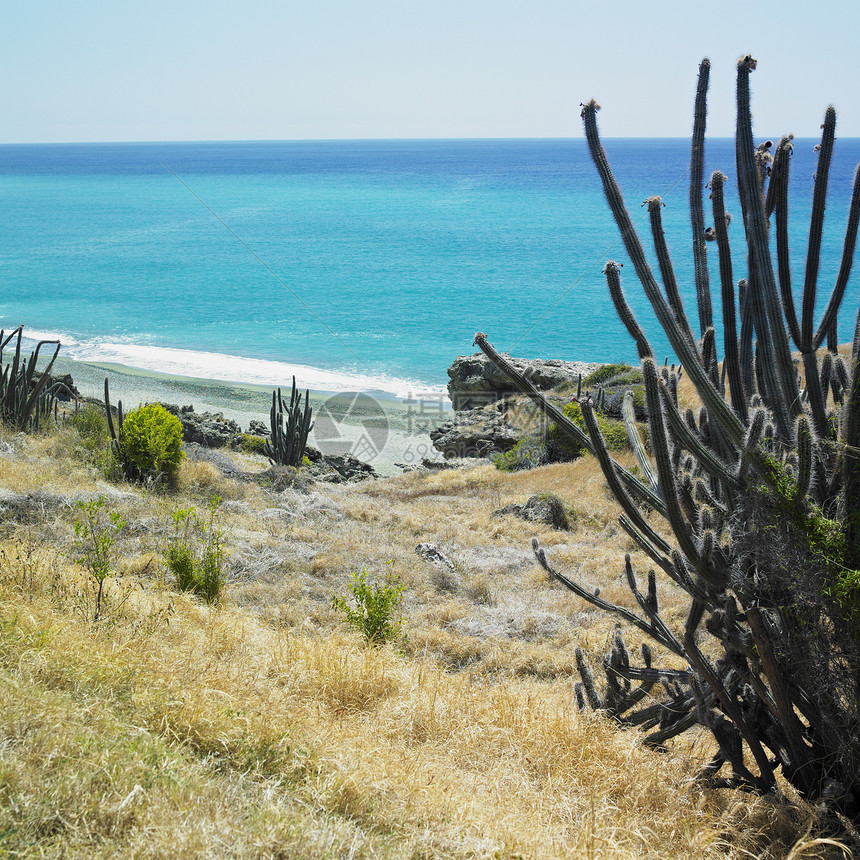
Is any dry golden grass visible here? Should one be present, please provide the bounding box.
[0,425,850,858]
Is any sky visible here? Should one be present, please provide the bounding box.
[3,0,860,143]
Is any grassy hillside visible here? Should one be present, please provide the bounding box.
[0,422,846,858]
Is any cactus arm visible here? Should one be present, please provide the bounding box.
[103,377,117,444]
[473,333,591,449]
[641,358,733,587]
[472,332,667,514]
[621,390,659,495]
[734,56,801,439]
[770,138,803,348]
[737,279,756,397]
[814,164,860,350]
[684,630,777,791]
[616,514,684,582]
[745,607,814,788]
[643,709,702,748]
[710,171,749,421]
[624,557,685,654]
[802,348,832,440]
[659,384,740,490]
[843,341,860,568]
[582,101,749,451]
[579,396,675,555]
[700,327,720,389]
[18,339,61,431]
[604,262,653,360]
[532,539,686,657]
[645,198,697,352]
[801,107,836,350]
[690,57,714,335]
[2,328,23,418]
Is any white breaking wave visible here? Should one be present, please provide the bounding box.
[14,327,448,401]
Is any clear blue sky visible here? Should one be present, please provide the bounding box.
[4,0,859,142]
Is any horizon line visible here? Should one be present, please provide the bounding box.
[3,134,846,147]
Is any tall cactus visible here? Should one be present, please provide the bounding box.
[263,377,314,468]
[476,57,860,821]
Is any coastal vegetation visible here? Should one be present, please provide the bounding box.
[164,496,226,604]
[0,326,67,432]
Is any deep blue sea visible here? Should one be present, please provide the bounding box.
[2,138,859,398]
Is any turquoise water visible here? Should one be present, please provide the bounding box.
[2,138,859,397]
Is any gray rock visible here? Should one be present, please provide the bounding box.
[415,542,455,571]
[429,404,522,459]
[492,493,570,530]
[161,404,242,448]
[447,352,602,411]
[303,447,378,482]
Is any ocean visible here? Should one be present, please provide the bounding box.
[2,137,859,400]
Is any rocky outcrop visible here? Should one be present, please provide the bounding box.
[429,404,522,459]
[303,445,378,482]
[446,352,601,411]
[32,370,78,401]
[161,404,242,449]
[491,493,571,530]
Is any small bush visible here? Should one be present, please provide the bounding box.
[582,363,643,388]
[72,496,125,621]
[332,567,403,645]
[562,401,630,452]
[545,421,585,462]
[239,434,268,455]
[119,403,184,486]
[67,405,111,447]
[493,436,547,472]
[164,496,226,604]
[66,405,119,475]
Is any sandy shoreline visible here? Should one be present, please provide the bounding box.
[52,356,453,475]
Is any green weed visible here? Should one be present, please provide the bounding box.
[332,566,403,646]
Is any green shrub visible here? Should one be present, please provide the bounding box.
[72,496,125,621]
[67,405,118,474]
[332,567,403,646]
[582,363,643,388]
[119,403,184,486]
[164,496,226,604]
[239,434,268,455]
[545,421,585,462]
[68,405,111,447]
[562,401,630,452]
[493,436,547,472]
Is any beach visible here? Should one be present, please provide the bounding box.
[51,355,453,475]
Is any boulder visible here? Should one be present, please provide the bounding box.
[492,493,570,530]
[429,404,522,459]
[447,352,602,411]
[32,370,78,401]
[161,404,242,448]
[303,446,378,482]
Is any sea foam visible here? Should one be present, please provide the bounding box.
[14,328,448,401]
